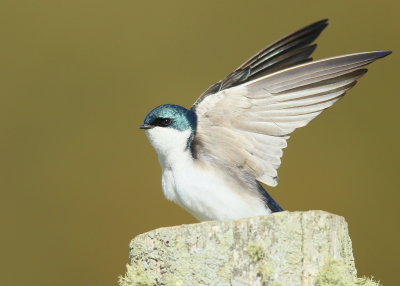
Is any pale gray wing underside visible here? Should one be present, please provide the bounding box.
[193,51,390,187]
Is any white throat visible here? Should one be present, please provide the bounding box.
[145,127,192,168]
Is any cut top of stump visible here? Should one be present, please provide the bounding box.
[122,211,356,286]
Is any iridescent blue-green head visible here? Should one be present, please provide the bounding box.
[140,104,197,151]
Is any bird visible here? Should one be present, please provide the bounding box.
[139,19,391,221]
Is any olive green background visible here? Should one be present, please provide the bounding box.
[1,1,398,285]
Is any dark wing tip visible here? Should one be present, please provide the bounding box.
[292,18,329,38]
[318,18,329,24]
[306,18,329,29]
[363,50,392,61]
[377,50,392,57]
[194,19,331,106]
[240,19,329,68]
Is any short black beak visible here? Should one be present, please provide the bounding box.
[139,124,153,129]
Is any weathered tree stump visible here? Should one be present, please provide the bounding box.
[119,211,380,286]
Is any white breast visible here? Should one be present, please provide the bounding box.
[145,127,270,221]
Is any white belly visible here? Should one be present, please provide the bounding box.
[161,160,270,221]
[145,126,269,221]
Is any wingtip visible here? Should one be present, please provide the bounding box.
[313,18,329,27]
[369,50,392,60]
[381,50,392,57]
[311,19,329,30]
[333,50,392,62]
[311,18,329,25]
[296,19,328,35]
[319,18,329,24]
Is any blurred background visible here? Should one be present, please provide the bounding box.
[0,0,398,285]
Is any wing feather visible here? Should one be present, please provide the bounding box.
[193,19,328,106]
[250,52,382,93]
[193,51,390,187]
[237,19,328,71]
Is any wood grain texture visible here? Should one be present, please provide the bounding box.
[119,211,374,286]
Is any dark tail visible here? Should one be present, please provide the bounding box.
[257,183,283,212]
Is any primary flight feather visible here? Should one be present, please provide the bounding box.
[140,19,390,221]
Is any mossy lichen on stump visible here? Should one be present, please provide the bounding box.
[315,260,381,286]
[119,211,381,286]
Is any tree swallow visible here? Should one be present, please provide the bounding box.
[139,19,390,221]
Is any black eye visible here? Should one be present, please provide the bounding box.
[151,117,172,127]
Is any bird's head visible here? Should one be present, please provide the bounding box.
[140,104,197,156]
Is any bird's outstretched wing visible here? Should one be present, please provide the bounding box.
[193,19,328,108]
[192,51,391,187]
